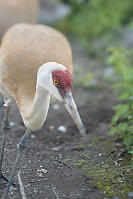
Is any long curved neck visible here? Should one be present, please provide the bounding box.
[23,81,50,131]
[22,62,66,131]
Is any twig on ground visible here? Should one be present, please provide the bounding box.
[52,184,61,199]
[56,159,73,169]
[17,171,27,199]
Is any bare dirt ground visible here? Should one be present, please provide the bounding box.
[0,39,118,199]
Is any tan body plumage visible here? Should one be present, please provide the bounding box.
[0,0,39,39]
[0,23,86,199]
[0,23,73,125]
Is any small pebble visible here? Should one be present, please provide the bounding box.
[31,134,36,139]
[9,186,14,191]
[58,125,67,133]
[119,180,124,183]
[9,186,17,191]
[52,104,59,110]
[9,121,16,127]
[115,162,118,166]
[37,168,48,174]
[128,192,133,197]
[37,173,44,178]
[52,146,62,152]
[50,125,54,130]
[104,67,114,76]
[129,96,133,101]
[25,184,30,189]
[58,154,62,159]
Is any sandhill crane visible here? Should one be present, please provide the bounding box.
[0,0,39,39]
[0,23,86,198]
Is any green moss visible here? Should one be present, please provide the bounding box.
[77,144,85,150]
[74,159,88,168]
[72,137,133,198]
[102,164,110,169]
[91,136,100,143]
[63,158,71,162]
[83,154,89,159]
[76,157,133,198]
[87,144,93,149]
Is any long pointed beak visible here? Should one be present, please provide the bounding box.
[62,92,86,136]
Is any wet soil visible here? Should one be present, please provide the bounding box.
[0,41,118,199]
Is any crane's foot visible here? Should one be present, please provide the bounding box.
[0,173,16,186]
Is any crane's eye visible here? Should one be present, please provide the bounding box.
[53,79,59,86]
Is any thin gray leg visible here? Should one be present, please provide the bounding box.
[0,105,10,181]
[3,128,32,199]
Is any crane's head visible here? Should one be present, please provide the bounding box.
[38,62,86,136]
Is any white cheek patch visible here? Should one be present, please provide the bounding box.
[38,62,67,102]
[49,74,62,101]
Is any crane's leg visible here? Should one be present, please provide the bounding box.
[0,105,10,183]
[3,128,32,199]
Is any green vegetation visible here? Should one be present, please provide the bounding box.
[107,47,133,165]
[77,144,85,150]
[63,158,71,162]
[83,164,133,198]
[73,72,94,88]
[57,0,133,180]
[57,0,133,55]
[73,138,133,198]
[74,142,133,199]
[54,0,133,195]
[74,159,87,167]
